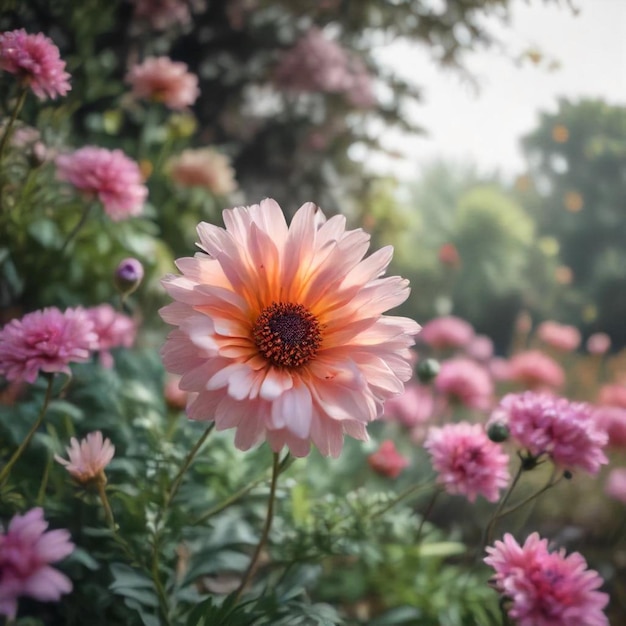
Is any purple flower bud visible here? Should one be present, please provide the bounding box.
[114,257,144,295]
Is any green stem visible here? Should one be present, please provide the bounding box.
[233,452,281,602]
[497,467,563,521]
[60,202,94,254]
[97,480,116,530]
[372,478,436,519]
[151,527,171,626]
[0,375,54,485]
[484,460,525,548]
[36,451,52,505]
[415,487,441,543]
[0,87,28,164]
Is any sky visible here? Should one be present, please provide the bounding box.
[369,0,626,180]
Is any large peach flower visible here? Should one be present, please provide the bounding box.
[160,199,420,457]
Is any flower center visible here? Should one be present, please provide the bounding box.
[253,302,322,368]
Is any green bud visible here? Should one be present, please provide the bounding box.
[417,358,440,383]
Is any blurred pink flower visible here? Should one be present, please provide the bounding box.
[586,332,611,355]
[505,350,565,390]
[485,532,609,626]
[594,405,626,449]
[368,440,409,478]
[160,199,420,457]
[490,392,608,474]
[0,307,97,383]
[382,382,434,428]
[0,29,70,99]
[344,58,376,109]
[424,422,509,502]
[0,508,74,620]
[435,358,494,411]
[167,147,237,195]
[465,334,494,362]
[536,320,581,352]
[54,431,115,485]
[126,56,199,109]
[164,374,188,411]
[114,258,144,295]
[56,146,147,221]
[597,383,626,409]
[438,242,460,268]
[605,468,626,503]
[419,315,474,351]
[85,304,136,368]
[130,0,206,30]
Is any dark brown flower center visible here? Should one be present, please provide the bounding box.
[253,302,322,368]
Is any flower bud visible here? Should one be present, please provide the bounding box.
[487,422,509,443]
[417,358,440,383]
[114,258,144,295]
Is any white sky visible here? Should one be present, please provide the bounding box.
[369,0,626,180]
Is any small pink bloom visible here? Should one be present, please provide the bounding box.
[465,334,494,362]
[164,374,188,411]
[167,147,237,195]
[130,0,206,30]
[114,258,144,295]
[438,242,460,268]
[368,440,409,478]
[419,315,474,351]
[586,332,611,355]
[505,350,565,390]
[485,532,609,626]
[382,382,434,428]
[435,358,494,411]
[54,431,115,485]
[537,320,581,352]
[0,29,70,100]
[85,304,136,369]
[0,307,97,383]
[594,405,626,448]
[56,146,147,221]
[424,422,509,502]
[0,508,74,619]
[126,56,199,109]
[490,392,608,474]
[605,468,626,503]
[597,383,626,409]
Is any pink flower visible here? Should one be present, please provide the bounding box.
[0,307,97,383]
[605,468,626,503]
[419,315,474,351]
[126,56,199,109]
[85,304,136,369]
[160,199,421,457]
[56,147,147,221]
[0,508,74,620]
[586,332,611,355]
[594,405,626,448]
[424,422,509,502]
[485,532,609,626]
[597,384,626,409]
[0,29,70,100]
[164,374,188,411]
[490,392,608,474]
[382,382,434,428]
[368,440,409,478]
[114,258,144,295]
[505,350,565,390]
[434,358,494,411]
[54,431,115,485]
[130,0,206,30]
[167,148,237,195]
[465,334,494,362]
[537,321,581,352]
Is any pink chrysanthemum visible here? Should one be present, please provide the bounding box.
[419,315,474,351]
[434,357,494,411]
[594,405,626,449]
[505,350,565,390]
[537,320,581,352]
[54,431,115,485]
[485,533,609,626]
[597,383,626,409]
[56,146,147,221]
[126,56,199,109]
[0,307,97,384]
[0,29,70,100]
[167,148,237,195]
[605,468,626,503]
[424,422,509,502]
[586,332,611,355]
[465,334,494,362]
[382,381,434,428]
[0,508,74,620]
[160,199,421,457]
[490,392,608,474]
[85,304,136,369]
[368,440,410,478]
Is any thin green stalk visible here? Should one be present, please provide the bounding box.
[36,451,53,505]
[415,487,441,543]
[371,478,436,519]
[497,467,563,521]
[0,87,28,163]
[97,480,116,530]
[60,202,94,254]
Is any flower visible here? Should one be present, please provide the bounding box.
[419,315,474,351]
[54,431,115,485]
[0,508,74,620]
[160,199,421,457]
[56,146,148,221]
[505,350,565,390]
[490,392,608,474]
[465,334,494,362]
[438,242,460,268]
[130,0,206,30]
[164,374,188,411]
[126,56,199,109]
[485,532,609,626]
[0,29,70,99]
[597,383,626,409]
[434,358,493,411]
[586,332,611,355]
[594,405,626,448]
[0,307,97,383]
[85,304,136,369]
[167,147,237,195]
[537,320,581,352]
[114,258,144,295]
[382,381,434,428]
[368,440,409,478]
[605,468,626,503]
[424,422,509,502]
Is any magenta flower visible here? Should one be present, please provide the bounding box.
[55,431,115,485]
[114,258,144,295]
[56,146,147,221]
[419,315,475,351]
[85,304,136,369]
[0,29,70,100]
[0,307,97,383]
[0,508,74,620]
[505,350,565,390]
[368,440,410,478]
[424,422,509,502]
[382,381,434,428]
[485,533,609,626]
[537,320,581,352]
[434,357,494,411]
[490,392,608,474]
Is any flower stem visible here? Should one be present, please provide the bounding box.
[415,487,441,543]
[97,479,116,530]
[484,460,525,547]
[0,87,28,164]
[0,375,54,486]
[60,202,94,254]
[371,478,436,519]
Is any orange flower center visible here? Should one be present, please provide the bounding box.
[253,302,322,368]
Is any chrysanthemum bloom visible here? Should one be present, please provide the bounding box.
[586,332,611,355]
[126,56,199,110]
[160,199,421,457]
[368,440,409,478]
[167,148,237,195]
[434,358,494,411]
[605,468,626,503]
[505,350,565,390]
[465,334,494,362]
[114,258,144,295]
[382,381,434,428]
[56,147,148,221]
[490,392,608,474]
[0,307,97,384]
[419,315,474,351]
[424,422,509,502]
[597,383,626,409]
[85,304,136,369]
[0,29,70,100]
[537,320,581,352]
[54,431,115,486]
[485,532,609,626]
[594,405,626,448]
[0,508,74,620]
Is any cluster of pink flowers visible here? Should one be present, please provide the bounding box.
[55,431,115,485]
[85,305,136,369]
[485,533,609,625]
[0,29,71,100]
[419,315,474,351]
[167,147,237,195]
[434,357,493,410]
[537,320,581,352]
[0,508,74,620]
[367,440,410,479]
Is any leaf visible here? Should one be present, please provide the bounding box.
[368,606,423,625]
